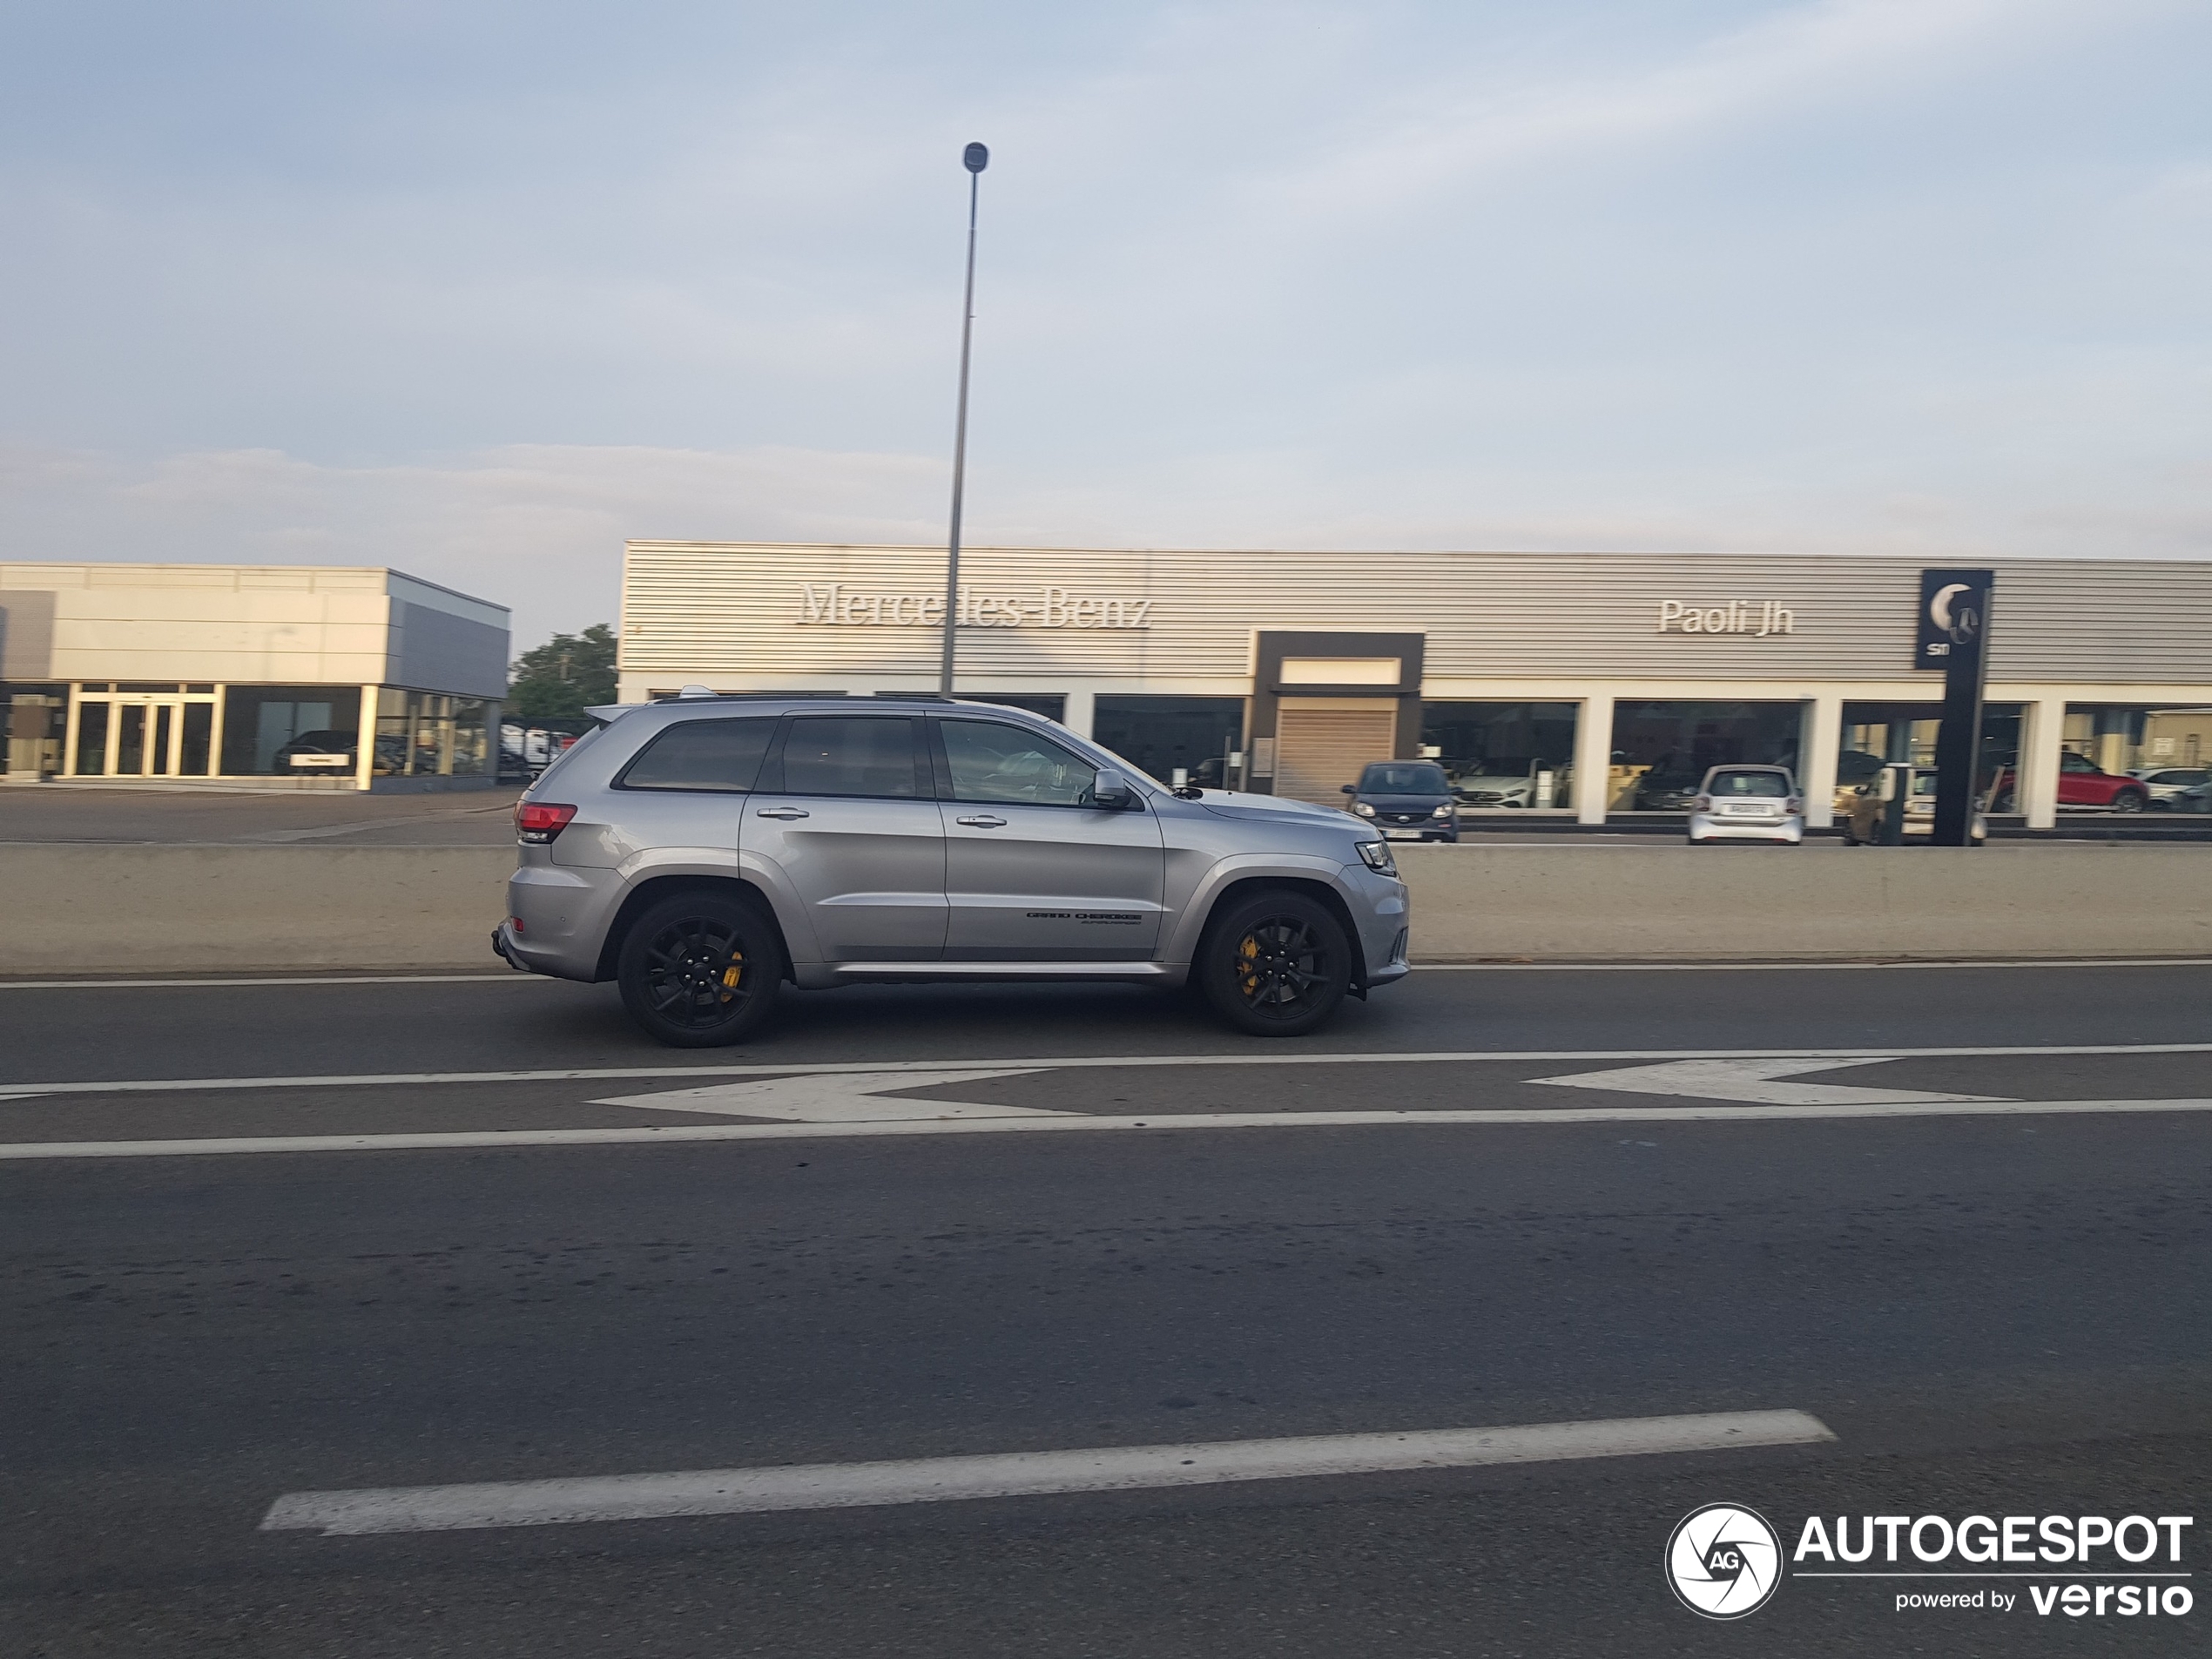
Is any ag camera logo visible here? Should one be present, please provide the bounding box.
[1668,1503,1784,1619]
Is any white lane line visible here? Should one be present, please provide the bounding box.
[0,975,543,990]
[1419,958,2212,972]
[594,1069,1072,1121]
[260,1408,1835,1535]
[1529,1056,2006,1108]
[7,1042,2211,1099]
[0,960,2202,990]
[11,1096,2212,1161]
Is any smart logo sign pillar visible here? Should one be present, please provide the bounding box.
[1914,569,1993,847]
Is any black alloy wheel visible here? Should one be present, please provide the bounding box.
[1197,891,1352,1037]
[617,892,783,1048]
[2111,790,2147,814]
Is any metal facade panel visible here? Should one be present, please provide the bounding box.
[620,543,2212,686]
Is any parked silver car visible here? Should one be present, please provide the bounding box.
[2134,766,2209,809]
[494,694,1411,1044]
[1685,764,1804,846]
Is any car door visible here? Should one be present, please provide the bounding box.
[932,715,1164,961]
[2057,752,2100,806]
[741,714,946,961]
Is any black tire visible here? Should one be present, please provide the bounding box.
[2111,790,2147,814]
[617,890,784,1048]
[1196,890,1352,1038]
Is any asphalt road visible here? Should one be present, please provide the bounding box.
[3,963,2209,1656]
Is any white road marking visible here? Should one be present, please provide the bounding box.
[0,975,541,991]
[9,1096,2212,1161]
[259,1408,1835,1535]
[5,1042,2210,1099]
[593,1069,1071,1121]
[3,961,2202,992]
[1419,958,2212,972]
[1530,1056,2006,1108]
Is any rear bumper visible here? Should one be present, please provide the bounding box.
[1688,813,1803,843]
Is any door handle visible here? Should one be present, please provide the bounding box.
[954,814,1008,828]
[755,806,811,819]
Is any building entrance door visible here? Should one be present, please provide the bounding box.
[109,697,186,777]
[74,690,218,779]
[1273,698,1400,805]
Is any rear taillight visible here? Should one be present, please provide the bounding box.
[516,801,577,844]
[1693,795,1711,812]
[1785,798,1802,813]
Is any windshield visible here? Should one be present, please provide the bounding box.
[1359,763,1448,792]
[1707,770,1790,798]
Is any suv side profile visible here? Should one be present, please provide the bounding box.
[494,695,1411,1045]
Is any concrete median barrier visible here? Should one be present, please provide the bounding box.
[1394,842,2211,962]
[0,843,2204,975]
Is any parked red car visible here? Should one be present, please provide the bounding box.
[1990,752,2151,813]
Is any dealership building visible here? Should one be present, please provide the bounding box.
[618,541,2212,830]
[0,563,509,790]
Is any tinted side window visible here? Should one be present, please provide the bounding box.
[941,719,1102,806]
[779,717,921,799]
[617,718,776,792]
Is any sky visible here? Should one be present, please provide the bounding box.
[2,0,2209,651]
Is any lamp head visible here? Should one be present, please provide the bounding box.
[963,142,988,173]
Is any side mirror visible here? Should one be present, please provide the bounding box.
[1093,768,1133,807]
[1340,784,1357,794]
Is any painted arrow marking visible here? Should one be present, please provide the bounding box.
[590,1069,1076,1123]
[1527,1055,2009,1108]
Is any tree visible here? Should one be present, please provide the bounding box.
[508,624,618,721]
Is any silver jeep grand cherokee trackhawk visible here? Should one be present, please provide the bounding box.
[493,694,1411,1045]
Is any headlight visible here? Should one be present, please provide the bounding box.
[1352,801,1376,817]
[1431,804,1452,819]
[1356,840,1397,874]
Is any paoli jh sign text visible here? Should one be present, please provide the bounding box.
[1657,599,1797,636]
[799,584,1153,630]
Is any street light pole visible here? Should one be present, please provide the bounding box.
[938,141,988,696]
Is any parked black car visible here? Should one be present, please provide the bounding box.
[1632,765,1706,811]
[1343,760,1460,843]
[271,730,359,772]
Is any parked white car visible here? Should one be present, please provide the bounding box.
[1686,765,1804,846]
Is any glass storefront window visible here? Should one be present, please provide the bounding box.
[2064,705,2211,779]
[1841,702,2020,802]
[374,690,493,778]
[219,686,362,776]
[1420,702,1578,809]
[74,701,109,775]
[1608,701,1806,812]
[1093,697,1245,786]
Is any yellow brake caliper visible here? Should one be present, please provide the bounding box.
[1238,934,1260,997]
[720,954,744,1001]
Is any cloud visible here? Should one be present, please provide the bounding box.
[1259,0,2141,219]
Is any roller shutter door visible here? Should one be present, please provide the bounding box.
[1273,703,1400,806]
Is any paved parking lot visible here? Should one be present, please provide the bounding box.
[0,784,523,845]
